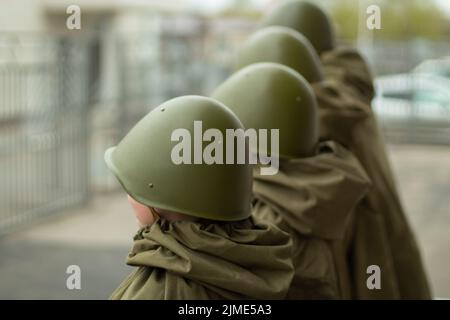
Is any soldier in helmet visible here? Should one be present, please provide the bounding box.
[259,0,431,299]
[233,27,359,299]
[259,0,334,56]
[105,95,294,299]
[212,63,371,299]
[235,26,323,84]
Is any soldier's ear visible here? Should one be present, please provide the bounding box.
[127,195,157,226]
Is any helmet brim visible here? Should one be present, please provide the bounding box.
[104,146,251,221]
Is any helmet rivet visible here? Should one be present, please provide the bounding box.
[296,96,302,102]
[148,183,154,188]
[161,107,165,112]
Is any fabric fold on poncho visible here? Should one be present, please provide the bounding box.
[110,217,294,300]
[252,141,371,299]
[320,47,375,105]
[313,47,431,299]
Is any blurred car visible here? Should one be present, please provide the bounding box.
[414,57,450,80]
[373,70,450,124]
[373,60,450,144]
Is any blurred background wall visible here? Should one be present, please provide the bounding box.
[0,0,449,299]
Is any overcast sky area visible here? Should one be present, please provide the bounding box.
[435,0,450,16]
[188,0,450,16]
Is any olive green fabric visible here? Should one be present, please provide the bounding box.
[105,95,252,221]
[212,63,318,158]
[252,141,371,299]
[319,48,375,105]
[235,26,323,83]
[313,48,432,299]
[110,218,294,300]
[259,0,334,55]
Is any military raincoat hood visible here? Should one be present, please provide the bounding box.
[252,141,371,299]
[110,218,294,300]
[313,47,431,299]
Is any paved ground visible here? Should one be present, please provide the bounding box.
[387,144,450,298]
[0,193,137,299]
[0,143,449,299]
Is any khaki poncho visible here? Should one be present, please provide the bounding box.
[110,218,294,300]
[252,141,371,299]
[313,47,431,299]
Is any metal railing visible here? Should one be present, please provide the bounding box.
[0,25,243,235]
[0,35,90,235]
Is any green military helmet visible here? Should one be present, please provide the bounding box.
[212,63,318,159]
[235,26,323,83]
[104,95,252,221]
[260,0,335,55]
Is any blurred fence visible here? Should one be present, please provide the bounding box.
[0,35,90,235]
[0,18,250,235]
